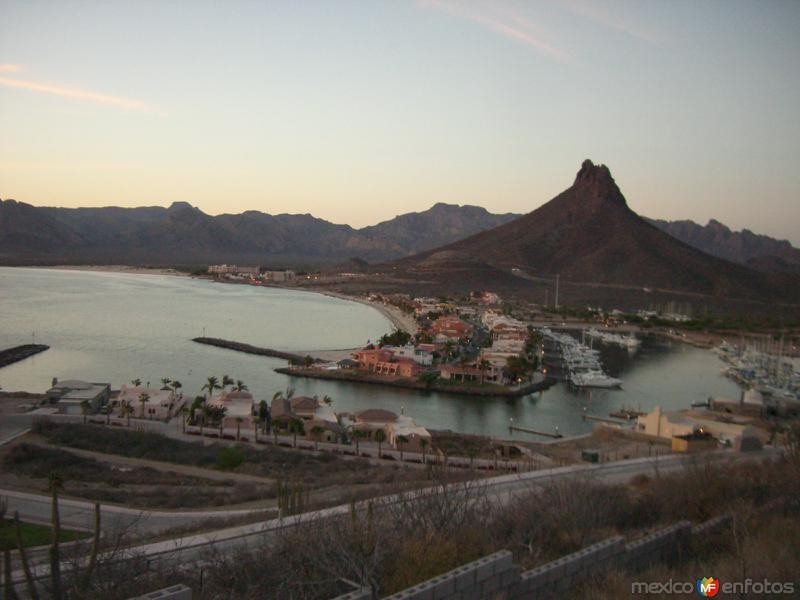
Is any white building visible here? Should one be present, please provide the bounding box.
[115,386,180,420]
[383,344,434,366]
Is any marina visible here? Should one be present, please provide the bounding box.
[0,267,745,439]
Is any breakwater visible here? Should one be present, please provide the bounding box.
[274,366,555,398]
[0,344,49,368]
[192,337,317,363]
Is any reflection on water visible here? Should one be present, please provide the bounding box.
[0,268,741,438]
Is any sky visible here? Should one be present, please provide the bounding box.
[1,0,799,244]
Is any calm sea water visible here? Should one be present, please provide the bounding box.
[0,267,741,439]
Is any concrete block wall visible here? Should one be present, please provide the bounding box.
[623,520,692,571]
[381,550,517,600]
[128,584,192,600]
[511,536,626,599]
[330,588,372,600]
[692,513,731,537]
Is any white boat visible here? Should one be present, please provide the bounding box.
[571,370,622,388]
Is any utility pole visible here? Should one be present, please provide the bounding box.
[554,274,560,309]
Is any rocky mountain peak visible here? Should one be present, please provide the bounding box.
[571,159,627,208]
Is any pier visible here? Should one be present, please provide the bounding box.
[0,344,49,369]
[508,424,563,439]
[192,337,316,363]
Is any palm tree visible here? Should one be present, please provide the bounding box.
[310,425,325,451]
[130,378,142,387]
[235,416,243,441]
[374,429,387,458]
[352,429,367,455]
[202,376,220,401]
[419,437,429,465]
[396,435,409,462]
[478,359,491,384]
[122,401,132,427]
[170,380,182,396]
[467,447,478,470]
[160,377,171,391]
[221,374,234,393]
[138,393,150,420]
[290,419,303,448]
[234,379,248,392]
[80,400,90,424]
[258,399,269,434]
[180,405,189,433]
[322,395,333,406]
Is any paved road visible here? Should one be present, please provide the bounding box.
[8,446,781,589]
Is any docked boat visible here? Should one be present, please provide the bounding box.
[570,369,622,388]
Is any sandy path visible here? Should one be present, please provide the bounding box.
[26,437,275,484]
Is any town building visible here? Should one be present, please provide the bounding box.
[114,385,182,420]
[46,378,110,415]
[208,264,260,277]
[429,316,473,341]
[636,406,764,451]
[263,270,296,282]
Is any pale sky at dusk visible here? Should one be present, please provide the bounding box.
[1,1,799,244]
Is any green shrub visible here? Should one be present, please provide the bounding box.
[216,446,246,470]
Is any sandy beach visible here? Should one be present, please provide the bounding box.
[31,265,190,277]
[315,290,419,334]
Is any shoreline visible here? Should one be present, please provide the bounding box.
[22,264,191,277]
[314,289,418,333]
[275,366,555,398]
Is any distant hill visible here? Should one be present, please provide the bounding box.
[0,199,518,266]
[646,217,800,274]
[387,160,800,306]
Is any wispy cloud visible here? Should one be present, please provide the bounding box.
[0,161,145,171]
[557,0,657,43]
[0,66,164,115]
[419,0,571,63]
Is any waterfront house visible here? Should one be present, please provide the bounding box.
[290,396,321,419]
[350,408,432,452]
[270,397,295,428]
[439,363,481,383]
[373,358,424,378]
[114,385,180,420]
[207,390,255,430]
[46,378,110,415]
[383,344,434,366]
[353,348,395,371]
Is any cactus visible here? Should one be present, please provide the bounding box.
[14,512,39,600]
[15,473,101,600]
[49,472,62,600]
[4,548,20,600]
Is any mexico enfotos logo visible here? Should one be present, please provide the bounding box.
[631,577,795,596]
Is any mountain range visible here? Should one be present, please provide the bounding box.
[646,218,800,274]
[383,160,800,307]
[0,200,517,266]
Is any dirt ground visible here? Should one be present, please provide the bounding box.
[526,427,671,465]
